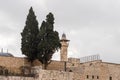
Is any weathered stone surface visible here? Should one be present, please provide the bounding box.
[0,76,33,80]
[0,34,120,80]
[80,60,120,80]
[0,56,120,80]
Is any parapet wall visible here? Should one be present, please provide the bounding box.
[68,58,80,63]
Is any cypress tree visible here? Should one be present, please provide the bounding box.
[37,13,61,69]
[21,7,39,63]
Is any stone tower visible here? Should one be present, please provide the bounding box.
[60,33,70,61]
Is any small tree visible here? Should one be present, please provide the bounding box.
[21,7,39,63]
[37,13,61,69]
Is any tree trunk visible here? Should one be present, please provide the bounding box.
[42,59,46,69]
[42,63,45,69]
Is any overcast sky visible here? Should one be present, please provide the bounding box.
[0,0,120,63]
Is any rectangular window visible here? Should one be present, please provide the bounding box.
[92,75,94,79]
[110,76,112,80]
[86,75,89,79]
[97,76,99,79]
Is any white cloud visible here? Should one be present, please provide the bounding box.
[0,0,120,63]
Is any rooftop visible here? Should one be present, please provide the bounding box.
[0,52,14,57]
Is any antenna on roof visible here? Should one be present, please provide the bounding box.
[7,49,8,53]
[1,48,3,53]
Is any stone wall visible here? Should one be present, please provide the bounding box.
[0,70,82,80]
[68,58,80,63]
[0,56,66,74]
[47,61,65,71]
[0,76,33,80]
[32,59,66,71]
[0,56,30,74]
[37,70,83,80]
[80,60,120,80]
[0,56,120,80]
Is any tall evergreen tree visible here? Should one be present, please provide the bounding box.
[21,7,39,63]
[37,13,61,69]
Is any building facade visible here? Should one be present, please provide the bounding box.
[0,33,120,80]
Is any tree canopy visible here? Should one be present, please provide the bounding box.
[37,13,61,68]
[21,7,39,63]
[21,8,61,68]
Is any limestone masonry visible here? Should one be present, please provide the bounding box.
[0,33,120,80]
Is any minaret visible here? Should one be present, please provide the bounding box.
[60,33,70,61]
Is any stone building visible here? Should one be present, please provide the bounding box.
[0,33,120,80]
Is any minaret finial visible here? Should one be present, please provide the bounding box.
[61,33,66,40]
